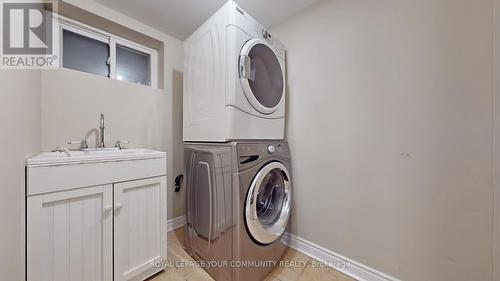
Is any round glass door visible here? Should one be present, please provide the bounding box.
[239,39,285,114]
[245,162,292,245]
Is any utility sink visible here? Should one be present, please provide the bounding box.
[26,148,167,196]
[26,146,167,281]
[27,148,166,166]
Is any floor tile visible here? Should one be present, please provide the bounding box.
[278,248,311,274]
[262,275,281,281]
[296,262,355,281]
[183,267,216,281]
[167,227,184,245]
[270,266,300,281]
[148,228,357,281]
[148,269,186,281]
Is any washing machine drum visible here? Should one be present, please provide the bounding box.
[239,39,285,115]
[245,161,292,245]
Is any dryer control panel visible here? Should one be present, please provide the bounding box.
[257,27,286,59]
[230,1,286,59]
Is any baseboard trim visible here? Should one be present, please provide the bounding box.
[282,233,400,281]
[167,216,398,281]
[167,215,186,232]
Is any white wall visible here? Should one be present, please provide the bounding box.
[42,0,185,220]
[272,0,494,280]
[0,70,41,281]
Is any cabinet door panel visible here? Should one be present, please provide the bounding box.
[114,176,167,281]
[27,185,113,281]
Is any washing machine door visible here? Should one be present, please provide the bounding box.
[239,39,285,114]
[245,161,292,245]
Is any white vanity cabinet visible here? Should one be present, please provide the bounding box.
[26,149,167,281]
[27,184,114,281]
[114,177,167,281]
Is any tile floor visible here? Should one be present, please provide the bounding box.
[148,228,355,281]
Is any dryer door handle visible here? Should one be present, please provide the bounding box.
[239,55,255,81]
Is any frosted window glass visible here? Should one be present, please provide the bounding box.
[62,29,110,77]
[116,44,151,86]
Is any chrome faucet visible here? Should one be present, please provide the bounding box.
[99,114,105,148]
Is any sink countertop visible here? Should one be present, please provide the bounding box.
[27,148,166,167]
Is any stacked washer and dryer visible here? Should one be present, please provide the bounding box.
[183,1,292,281]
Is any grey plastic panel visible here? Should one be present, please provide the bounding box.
[184,144,235,281]
[193,159,212,240]
[62,29,109,77]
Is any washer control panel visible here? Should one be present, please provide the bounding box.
[237,142,289,158]
[267,145,276,154]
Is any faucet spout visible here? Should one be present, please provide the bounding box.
[99,114,105,148]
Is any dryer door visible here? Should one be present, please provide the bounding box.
[245,161,292,245]
[239,39,285,114]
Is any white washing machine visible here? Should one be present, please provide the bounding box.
[183,0,287,142]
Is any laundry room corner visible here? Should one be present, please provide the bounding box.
[2,1,499,281]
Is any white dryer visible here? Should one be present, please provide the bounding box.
[183,0,287,142]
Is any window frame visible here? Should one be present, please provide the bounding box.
[112,37,158,87]
[57,15,158,88]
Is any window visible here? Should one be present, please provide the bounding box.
[62,29,110,77]
[116,44,151,86]
[59,17,158,88]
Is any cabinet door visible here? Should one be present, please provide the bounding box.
[114,176,167,281]
[27,185,113,281]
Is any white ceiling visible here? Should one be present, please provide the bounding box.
[93,0,319,40]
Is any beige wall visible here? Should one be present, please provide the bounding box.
[495,1,500,280]
[41,69,167,150]
[0,70,41,281]
[1,2,184,279]
[272,0,494,280]
[40,0,186,220]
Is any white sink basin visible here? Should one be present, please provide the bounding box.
[26,148,167,196]
[27,148,166,166]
